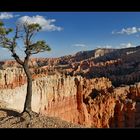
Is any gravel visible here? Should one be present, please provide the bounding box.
[0,110,85,128]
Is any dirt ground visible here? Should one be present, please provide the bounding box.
[0,109,85,128]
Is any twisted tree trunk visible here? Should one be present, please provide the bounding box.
[23,69,32,113]
[23,55,33,114]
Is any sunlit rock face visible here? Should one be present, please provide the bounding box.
[0,68,26,89]
[0,46,140,127]
[0,68,113,127]
[0,67,140,128]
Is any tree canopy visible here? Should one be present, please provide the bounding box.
[0,21,51,63]
[0,20,51,114]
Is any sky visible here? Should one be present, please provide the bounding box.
[0,12,140,60]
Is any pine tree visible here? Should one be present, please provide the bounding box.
[0,21,51,115]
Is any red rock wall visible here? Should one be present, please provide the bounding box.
[0,68,26,89]
[1,68,140,128]
[38,76,114,127]
[41,95,79,123]
[109,83,140,128]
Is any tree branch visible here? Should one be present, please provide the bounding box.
[24,53,30,65]
[23,24,30,47]
[30,50,46,55]
[28,32,34,43]
[12,53,24,65]
[10,26,24,66]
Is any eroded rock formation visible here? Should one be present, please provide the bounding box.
[0,46,140,128]
[0,67,140,128]
[0,68,26,89]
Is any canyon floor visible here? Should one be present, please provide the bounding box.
[0,110,85,128]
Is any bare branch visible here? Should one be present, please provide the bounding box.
[0,41,11,47]
[12,53,24,65]
[23,24,28,34]
[24,48,31,55]
[28,32,34,43]
[10,25,24,65]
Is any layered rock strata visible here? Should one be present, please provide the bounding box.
[0,68,140,127]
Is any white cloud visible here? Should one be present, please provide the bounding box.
[120,42,134,48]
[0,12,20,19]
[112,27,140,35]
[96,45,112,48]
[0,12,13,19]
[72,44,87,47]
[96,43,135,49]
[17,15,63,31]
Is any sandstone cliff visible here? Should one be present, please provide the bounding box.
[0,68,140,128]
[1,46,140,88]
[0,69,113,127]
[0,46,140,128]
